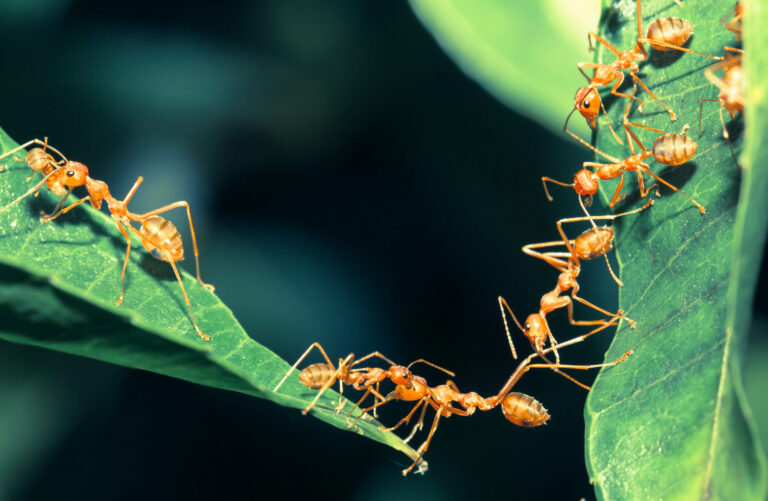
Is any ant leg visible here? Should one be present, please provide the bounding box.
[124,223,210,341]
[403,405,471,476]
[607,173,627,208]
[522,241,571,272]
[637,38,724,60]
[112,217,133,307]
[136,200,214,292]
[535,351,592,390]
[274,342,335,392]
[39,188,72,219]
[404,401,429,443]
[347,388,376,428]
[494,315,624,403]
[539,316,560,364]
[569,292,635,328]
[497,296,522,359]
[0,170,64,215]
[637,165,706,213]
[379,398,425,432]
[121,176,144,204]
[629,72,677,121]
[39,196,93,222]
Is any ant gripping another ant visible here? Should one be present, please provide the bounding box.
[497,199,652,365]
[359,316,633,475]
[568,0,725,144]
[273,341,454,419]
[0,138,214,341]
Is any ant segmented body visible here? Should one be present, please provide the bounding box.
[0,139,214,340]
[567,0,724,143]
[550,113,704,214]
[273,341,453,418]
[361,317,632,475]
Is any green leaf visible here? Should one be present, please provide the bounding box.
[584,0,768,499]
[0,129,420,467]
[408,0,600,134]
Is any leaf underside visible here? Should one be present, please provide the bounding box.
[408,0,599,135]
[584,1,768,500]
[0,129,421,467]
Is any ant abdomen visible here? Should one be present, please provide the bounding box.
[26,148,53,172]
[140,215,184,262]
[646,17,693,51]
[298,363,335,389]
[573,227,614,261]
[652,133,697,166]
[501,392,550,427]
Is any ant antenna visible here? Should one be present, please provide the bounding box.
[497,296,523,360]
[407,359,455,377]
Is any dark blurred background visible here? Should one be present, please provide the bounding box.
[0,1,765,500]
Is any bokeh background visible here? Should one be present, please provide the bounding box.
[0,1,765,500]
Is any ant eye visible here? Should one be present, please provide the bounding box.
[66,170,75,177]
[582,100,590,109]
[524,323,531,331]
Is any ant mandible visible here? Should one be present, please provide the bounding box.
[0,139,214,340]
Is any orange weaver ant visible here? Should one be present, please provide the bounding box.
[567,0,724,143]
[551,99,705,215]
[496,200,652,364]
[699,53,743,164]
[0,139,214,340]
[273,341,454,418]
[360,316,632,475]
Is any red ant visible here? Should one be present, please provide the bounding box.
[699,52,743,164]
[497,199,652,364]
[0,139,214,340]
[359,315,632,475]
[273,341,453,418]
[567,0,724,144]
[551,99,705,215]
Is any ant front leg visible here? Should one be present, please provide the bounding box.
[629,72,677,121]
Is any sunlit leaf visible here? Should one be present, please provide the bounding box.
[584,0,768,499]
[408,0,599,134]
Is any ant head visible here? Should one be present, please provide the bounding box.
[573,169,598,196]
[388,365,412,386]
[574,87,601,128]
[523,313,548,348]
[574,227,614,261]
[61,162,89,188]
[395,375,427,401]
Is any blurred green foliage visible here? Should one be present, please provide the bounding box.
[409,0,599,134]
[583,0,767,499]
